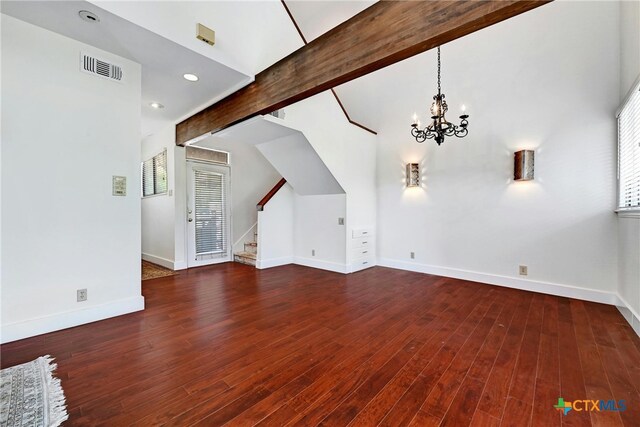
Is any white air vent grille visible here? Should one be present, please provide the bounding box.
[268,109,285,120]
[80,52,123,82]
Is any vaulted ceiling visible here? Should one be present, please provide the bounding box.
[3,0,583,141]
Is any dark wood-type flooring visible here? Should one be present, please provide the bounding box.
[2,264,639,426]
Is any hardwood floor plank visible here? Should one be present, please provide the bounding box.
[507,294,545,404]
[476,293,533,419]
[557,298,592,427]
[571,300,623,427]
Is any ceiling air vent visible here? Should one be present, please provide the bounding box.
[268,109,285,120]
[80,52,123,82]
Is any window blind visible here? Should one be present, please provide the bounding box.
[142,158,154,197]
[141,149,168,197]
[194,170,227,255]
[618,87,640,209]
[153,150,168,194]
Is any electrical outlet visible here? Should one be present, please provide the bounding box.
[312,249,315,256]
[338,217,344,225]
[519,265,528,276]
[77,288,88,302]
[410,252,415,259]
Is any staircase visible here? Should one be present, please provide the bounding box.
[233,178,288,267]
[234,231,258,266]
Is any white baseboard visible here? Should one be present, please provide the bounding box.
[173,260,188,271]
[1,295,145,344]
[142,253,175,270]
[256,256,294,269]
[377,258,622,306]
[294,257,348,274]
[616,295,640,338]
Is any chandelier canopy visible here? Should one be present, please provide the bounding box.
[411,47,469,145]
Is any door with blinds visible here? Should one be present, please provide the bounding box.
[187,162,231,267]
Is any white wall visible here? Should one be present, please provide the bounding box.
[257,183,295,268]
[294,194,348,273]
[618,217,640,334]
[617,0,640,335]
[620,0,640,98]
[373,1,620,301]
[281,91,378,271]
[1,15,144,343]
[174,146,187,269]
[141,126,176,268]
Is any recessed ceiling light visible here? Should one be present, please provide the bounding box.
[183,73,199,82]
[78,10,100,23]
[149,102,165,109]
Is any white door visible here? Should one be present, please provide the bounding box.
[187,162,231,267]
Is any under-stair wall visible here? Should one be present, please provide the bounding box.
[278,91,378,273]
[256,183,295,269]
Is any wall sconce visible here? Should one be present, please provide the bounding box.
[406,163,420,187]
[514,150,535,181]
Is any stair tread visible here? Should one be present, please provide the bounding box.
[235,251,257,259]
[244,242,258,247]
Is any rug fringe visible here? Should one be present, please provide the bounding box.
[39,355,69,427]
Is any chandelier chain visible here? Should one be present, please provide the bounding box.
[437,46,441,94]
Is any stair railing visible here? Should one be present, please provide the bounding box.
[256,178,287,211]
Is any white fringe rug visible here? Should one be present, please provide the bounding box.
[0,355,68,427]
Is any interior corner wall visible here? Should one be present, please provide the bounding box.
[375,1,620,300]
[1,15,143,343]
[141,125,176,269]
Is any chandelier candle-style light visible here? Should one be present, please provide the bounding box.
[411,46,469,145]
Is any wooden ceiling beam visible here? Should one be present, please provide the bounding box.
[176,0,551,145]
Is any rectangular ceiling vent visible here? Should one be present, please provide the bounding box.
[268,109,285,120]
[80,52,123,82]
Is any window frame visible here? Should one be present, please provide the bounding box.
[141,149,168,198]
[616,74,640,216]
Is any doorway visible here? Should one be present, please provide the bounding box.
[186,161,231,267]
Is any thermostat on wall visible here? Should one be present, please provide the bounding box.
[112,176,126,196]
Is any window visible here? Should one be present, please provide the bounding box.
[618,84,640,210]
[142,149,167,197]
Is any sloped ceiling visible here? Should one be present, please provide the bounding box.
[284,0,376,42]
[334,1,600,133]
[196,116,345,195]
[92,0,304,75]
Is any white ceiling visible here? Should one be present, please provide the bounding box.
[92,0,304,75]
[1,0,385,138]
[1,0,253,137]
[284,0,376,42]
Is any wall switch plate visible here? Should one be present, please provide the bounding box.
[77,289,88,302]
[338,217,344,225]
[312,249,315,256]
[410,252,415,259]
[519,265,528,276]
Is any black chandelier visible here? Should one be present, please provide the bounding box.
[411,46,469,145]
